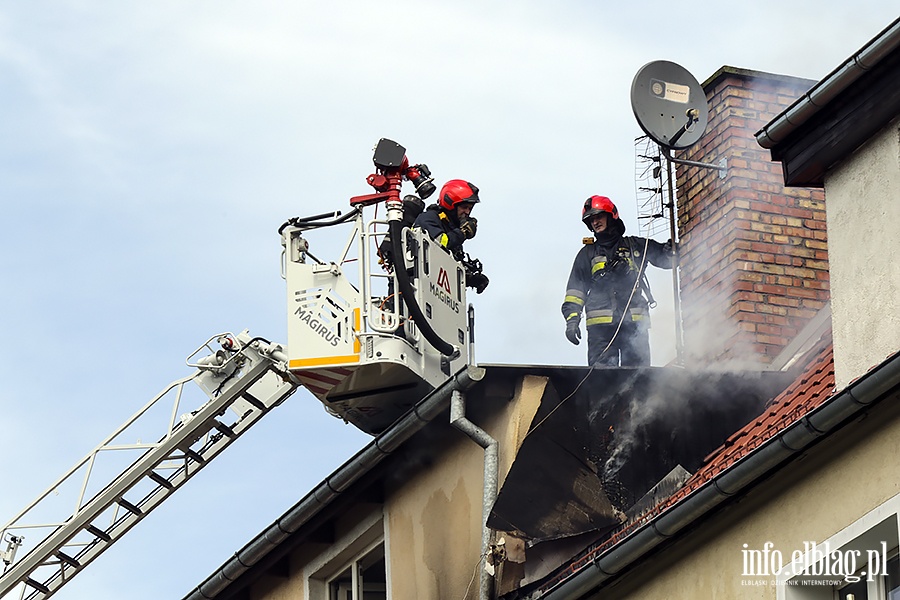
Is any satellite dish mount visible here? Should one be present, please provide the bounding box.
[630,60,725,364]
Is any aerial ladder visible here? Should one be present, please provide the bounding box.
[0,139,477,599]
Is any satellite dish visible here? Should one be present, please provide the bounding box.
[631,60,708,150]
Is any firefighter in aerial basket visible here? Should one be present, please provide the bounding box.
[561,195,674,366]
[413,179,490,294]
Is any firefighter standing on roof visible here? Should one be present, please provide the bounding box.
[414,179,489,293]
[562,195,674,366]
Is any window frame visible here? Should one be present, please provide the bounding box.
[776,492,900,600]
[305,507,388,600]
[325,538,386,600]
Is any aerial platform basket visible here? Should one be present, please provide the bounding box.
[281,145,472,434]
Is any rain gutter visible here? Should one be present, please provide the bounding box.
[538,351,900,600]
[755,17,900,149]
[184,364,486,600]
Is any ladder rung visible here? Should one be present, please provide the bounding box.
[56,551,81,569]
[185,448,206,464]
[117,498,142,516]
[243,392,266,411]
[213,420,236,438]
[148,471,174,489]
[25,578,51,594]
[86,525,111,543]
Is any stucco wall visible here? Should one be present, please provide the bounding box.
[581,391,900,599]
[825,116,900,388]
[386,434,483,599]
[386,376,545,600]
[241,375,546,600]
[250,573,304,600]
[247,504,385,600]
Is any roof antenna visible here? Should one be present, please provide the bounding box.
[631,60,724,365]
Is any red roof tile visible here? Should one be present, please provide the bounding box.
[664,342,835,504]
[539,340,836,592]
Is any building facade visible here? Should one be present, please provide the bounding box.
[185,17,900,600]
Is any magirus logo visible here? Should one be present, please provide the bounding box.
[437,267,452,294]
[429,267,459,313]
[294,306,340,347]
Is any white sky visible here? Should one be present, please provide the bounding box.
[1,2,897,598]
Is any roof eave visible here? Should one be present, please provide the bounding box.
[756,17,900,151]
[183,365,486,600]
[539,348,900,600]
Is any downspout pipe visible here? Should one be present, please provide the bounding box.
[185,365,485,600]
[450,389,499,600]
[539,350,900,600]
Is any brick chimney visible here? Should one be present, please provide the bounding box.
[675,67,830,368]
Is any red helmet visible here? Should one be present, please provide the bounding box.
[439,180,480,211]
[582,195,618,229]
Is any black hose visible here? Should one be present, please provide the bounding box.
[389,219,456,357]
[295,210,340,223]
[277,207,362,235]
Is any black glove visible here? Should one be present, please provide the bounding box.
[663,239,675,255]
[459,217,478,239]
[565,318,581,345]
[466,272,489,294]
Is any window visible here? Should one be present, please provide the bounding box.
[833,553,900,599]
[327,541,386,600]
[306,508,387,600]
[837,551,900,600]
[887,555,900,599]
[777,493,900,600]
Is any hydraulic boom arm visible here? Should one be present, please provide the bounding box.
[0,331,297,600]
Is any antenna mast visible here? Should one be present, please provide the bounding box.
[630,60,712,365]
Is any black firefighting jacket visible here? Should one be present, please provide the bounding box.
[561,221,674,328]
[413,205,467,260]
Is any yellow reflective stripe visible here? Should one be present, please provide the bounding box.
[586,316,614,326]
[566,312,580,321]
[565,288,585,302]
[564,295,585,306]
[353,308,361,352]
[585,309,614,326]
[591,262,607,274]
[630,307,648,322]
[438,233,449,247]
[290,355,360,368]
